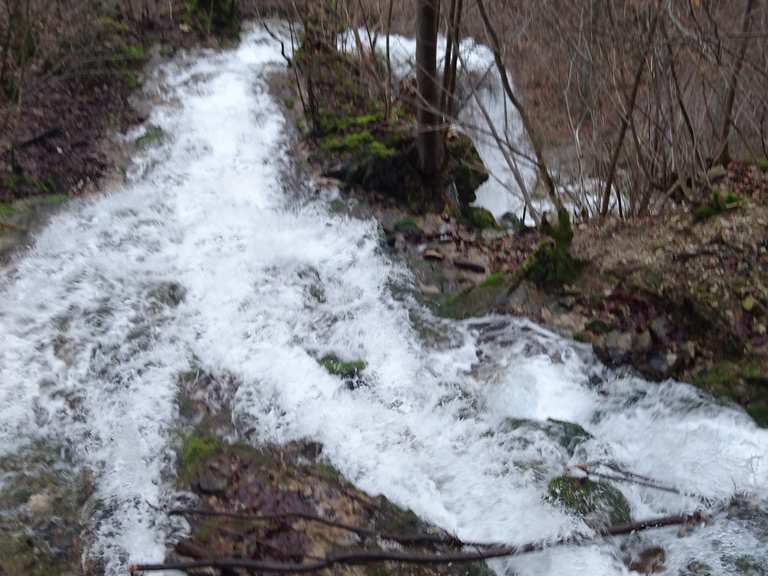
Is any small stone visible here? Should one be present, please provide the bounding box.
[419,283,441,296]
[559,296,576,310]
[743,296,757,312]
[27,492,53,517]
[196,469,228,495]
[423,249,444,261]
[682,341,696,362]
[633,330,652,352]
[627,546,666,574]
[541,308,553,323]
[649,352,674,377]
[756,323,767,336]
[650,317,670,342]
[606,331,633,355]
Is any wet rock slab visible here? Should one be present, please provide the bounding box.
[169,439,492,576]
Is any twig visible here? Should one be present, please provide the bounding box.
[263,23,292,67]
[131,512,706,574]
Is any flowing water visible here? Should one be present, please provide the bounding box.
[1,27,767,576]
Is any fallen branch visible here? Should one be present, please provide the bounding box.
[130,512,706,574]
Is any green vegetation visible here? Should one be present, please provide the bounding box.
[368,140,398,159]
[322,130,375,152]
[0,202,16,217]
[694,190,744,221]
[447,134,490,206]
[319,354,366,379]
[734,556,765,576]
[136,125,164,149]
[124,71,142,89]
[692,360,768,426]
[464,206,498,230]
[121,43,146,64]
[185,0,239,35]
[39,192,67,204]
[180,434,221,479]
[393,217,421,235]
[529,209,583,288]
[480,272,506,288]
[547,476,631,526]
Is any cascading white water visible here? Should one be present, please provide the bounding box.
[0,26,766,576]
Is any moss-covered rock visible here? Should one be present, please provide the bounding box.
[446,132,489,207]
[692,360,768,427]
[0,441,89,576]
[438,276,513,320]
[732,555,767,576]
[179,433,222,482]
[501,418,591,456]
[135,125,164,149]
[530,209,583,288]
[319,354,366,379]
[464,206,498,230]
[547,475,631,527]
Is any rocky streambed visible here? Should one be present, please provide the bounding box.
[0,24,766,576]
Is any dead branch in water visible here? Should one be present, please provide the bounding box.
[130,511,706,574]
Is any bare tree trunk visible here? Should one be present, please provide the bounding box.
[384,0,394,120]
[716,0,757,166]
[599,0,664,218]
[416,0,444,184]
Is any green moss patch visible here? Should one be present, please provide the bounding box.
[464,206,498,230]
[136,125,164,149]
[692,360,768,427]
[393,217,422,236]
[547,475,631,527]
[694,191,744,222]
[179,434,222,480]
[480,272,506,288]
[0,201,16,217]
[319,354,366,379]
[446,133,489,206]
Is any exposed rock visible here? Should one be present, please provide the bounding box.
[600,331,633,365]
[172,440,492,576]
[625,546,666,574]
[423,249,444,261]
[633,330,652,353]
[649,351,678,378]
[26,491,54,517]
[453,259,486,274]
[148,280,187,308]
[501,418,592,456]
[681,561,714,576]
[419,283,442,296]
[650,317,670,343]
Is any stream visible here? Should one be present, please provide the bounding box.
[1,27,767,576]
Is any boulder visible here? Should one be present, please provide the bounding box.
[547,475,632,528]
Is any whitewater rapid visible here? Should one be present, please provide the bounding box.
[0,27,766,576]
